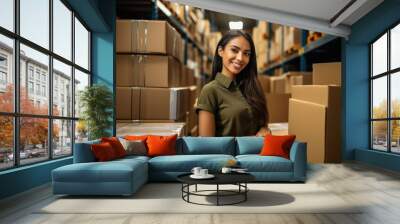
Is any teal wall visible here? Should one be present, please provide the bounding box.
[92,0,116,136]
[344,0,400,171]
[0,0,116,200]
[0,158,72,199]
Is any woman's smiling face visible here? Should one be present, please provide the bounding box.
[218,35,251,77]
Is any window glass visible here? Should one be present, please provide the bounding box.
[0,35,14,113]
[391,72,400,118]
[372,77,387,119]
[0,0,14,32]
[53,59,72,117]
[391,120,400,153]
[20,117,49,165]
[53,119,72,158]
[74,18,89,70]
[53,0,72,60]
[20,44,49,115]
[372,33,387,76]
[20,0,49,49]
[0,116,13,170]
[372,121,388,151]
[74,69,89,118]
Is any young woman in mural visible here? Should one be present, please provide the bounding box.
[196,30,270,137]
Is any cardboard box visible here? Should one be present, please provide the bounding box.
[257,51,267,69]
[144,56,181,88]
[116,87,132,120]
[313,62,341,86]
[188,86,198,131]
[258,75,270,93]
[180,64,188,87]
[117,55,182,88]
[284,72,312,93]
[140,87,190,120]
[265,93,291,123]
[116,55,145,87]
[269,76,286,93]
[131,87,141,120]
[284,26,301,52]
[117,20,184,63]
[116,20,132,53]
[187,67,196,86]
[289,85,341,163]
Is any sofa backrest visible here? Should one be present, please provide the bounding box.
[178,137,236,155]
[73,139,100,163]
[74,136,268,162]
[235,136,264,155]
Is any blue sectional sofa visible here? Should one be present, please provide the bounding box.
[52,137,307,196]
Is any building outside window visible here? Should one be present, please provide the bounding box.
[42,85,46,97]
[0,54,7,90]
[28,66,34,80]
[28,81,34,94]
[0,71,6,84]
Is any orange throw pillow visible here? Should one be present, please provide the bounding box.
[101,137,126,158]
[124,135,148,141]
[260,134,296,159]
[146,135,177,157]
[91,142,117,161]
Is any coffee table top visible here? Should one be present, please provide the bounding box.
[177,172,255,185]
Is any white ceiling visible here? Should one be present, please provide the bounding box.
[167,0,384,38]
[226,0,352,23]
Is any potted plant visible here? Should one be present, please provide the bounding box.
[79,84,113,140]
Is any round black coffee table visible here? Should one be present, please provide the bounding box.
[177,173,255,206]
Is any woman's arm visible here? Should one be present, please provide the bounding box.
[198,110,216,136]
[255,126,271,137]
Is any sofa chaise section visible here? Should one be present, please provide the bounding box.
[52,142,149,196]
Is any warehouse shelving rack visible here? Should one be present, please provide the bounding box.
[259,22,341,75]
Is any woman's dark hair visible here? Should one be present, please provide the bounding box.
[210,30,269,127]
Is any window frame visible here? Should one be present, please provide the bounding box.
[0,0,92,171]
[370,20,400,154]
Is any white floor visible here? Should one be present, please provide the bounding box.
[1,162,400,224]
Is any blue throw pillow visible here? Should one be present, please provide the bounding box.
[180,137,235,155]
[236,137,264,155]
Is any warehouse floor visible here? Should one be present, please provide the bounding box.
[1,162,399,224]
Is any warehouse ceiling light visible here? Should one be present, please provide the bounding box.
[229,21,243,30]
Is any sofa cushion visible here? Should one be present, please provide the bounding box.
[235,137,264,155]
[53,158,147,183]
[260,134,296,159]
[124,135,148,141]
[179,137,235,155]
[236,155,293,172]
[101,137,127,158]
[74,140,100,163]
[147,135,177,157]
[119,139,147,156]
[115,155,150,164]
[91,142,118,161]
[148,154,235,172]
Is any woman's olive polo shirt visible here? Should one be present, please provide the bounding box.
[195,73,259,136]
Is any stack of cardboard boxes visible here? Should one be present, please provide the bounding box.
[252,21,269,70]
[288,62,341,163]
[206,32,222,58]
[283,26,302,54]
[270,26,283,62]
[116,20,198,136]
[258,72,312,123]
